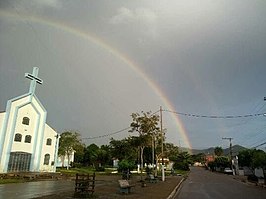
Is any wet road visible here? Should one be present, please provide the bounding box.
[0,180,74,199]
[176,167,266,199]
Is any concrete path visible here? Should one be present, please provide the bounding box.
[0,180,74,199]
[176,167,266,199]
[0,174,183,199]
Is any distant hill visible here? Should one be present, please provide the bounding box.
[181,145,247,156]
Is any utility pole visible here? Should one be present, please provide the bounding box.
[160,106,165,181]
[222,137,234,175]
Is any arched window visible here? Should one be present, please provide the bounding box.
[24,135,32,143]
[22,117,30,125]
[44,154,50,165]
[14,133,22,142]
[46,138,52,146]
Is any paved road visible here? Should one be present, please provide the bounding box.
[176,167,266,199]
[0,180,74,199]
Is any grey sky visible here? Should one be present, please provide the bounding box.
[1,0,266,150]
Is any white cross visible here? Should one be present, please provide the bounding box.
[25,67,43,95]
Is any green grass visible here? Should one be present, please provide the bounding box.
[174,169,189,175]
[0,179,25,184]
[56,167,119,176]
[163,169,189,176]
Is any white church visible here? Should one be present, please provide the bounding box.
[0,67,60,173]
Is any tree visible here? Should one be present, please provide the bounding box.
[58,131,83,169]
[239,149,266,178]
[191,153,205,164]
[73,142,85,167]
[214,156,230,168]
[109,137,137,162]
[83,144,99,167]
[214,146,223,156]
[96,146,112,168]
[164,143,179,162]
[129,111,160,178]
[252,149,266,168]
[173,151,192,171]
[83,144,112,169]
[99,145,112,167]
[238,149,254,168]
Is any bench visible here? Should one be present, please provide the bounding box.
[148,174,158,183]
[118,180,135,194]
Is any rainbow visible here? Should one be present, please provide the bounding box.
[0,9,192,150]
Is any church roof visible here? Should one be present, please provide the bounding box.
[7,93,46,113]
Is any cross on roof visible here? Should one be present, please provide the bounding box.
[25,67,43,95]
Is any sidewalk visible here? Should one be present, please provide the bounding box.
[34,175,183,199]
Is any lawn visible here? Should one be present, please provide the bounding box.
[0,179,26,184]
[56,167,118,176]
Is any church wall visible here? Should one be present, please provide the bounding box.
[0,113,5,145]
[0,112,4,130]
[0,112,5,172]
[11,104,38,153]
[0,96,31,172]
[0,95,53,173]
[1,68,60,173]
[29,96,47,172]
[39,124,58,172]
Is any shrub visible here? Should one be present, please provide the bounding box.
[247,175,258,182]
[95,166,105,172]
[173,162,190,171]
[145,167,153,175]
[118,159,135,172]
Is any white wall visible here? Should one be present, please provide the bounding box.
[0,95,58,173]
[39,124,58,172]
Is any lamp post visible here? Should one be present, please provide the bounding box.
[222,137,234,175]
[160,106,165,182]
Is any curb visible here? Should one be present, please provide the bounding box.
[166,177,185,199]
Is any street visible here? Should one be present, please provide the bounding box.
[176,167,266,199]
[0,180,74,199]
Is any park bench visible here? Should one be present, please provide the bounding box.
[118,180,135,194]
[74,173,95,197]
[148,174,158,183]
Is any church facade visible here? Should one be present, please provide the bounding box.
[0,67,60,173]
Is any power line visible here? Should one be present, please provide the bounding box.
[81,108,266,140]
[82,110,160,140]
[238,126,266,146]
[253,141,266,149]
[249,137,266,148]
[163,109,266,119]
[82,127,131,140]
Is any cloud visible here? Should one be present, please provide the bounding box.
[35,0,62,9]
[109,7,158,39]
[110,7,157,25]
[7,0,62,11]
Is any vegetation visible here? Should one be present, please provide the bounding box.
[58,131,84,169]
[0,179,25,184]
[57,111,196,178]
[173,151,192,171]
[214,146,223,156]
[191,153,205,164]
[238,149,266,176]
[129,111,160,178]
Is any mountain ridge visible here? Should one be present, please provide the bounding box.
[181,145,247,155]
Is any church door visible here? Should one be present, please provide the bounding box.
[7,152,32,172]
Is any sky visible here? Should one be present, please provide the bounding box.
[0,0,266,150]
